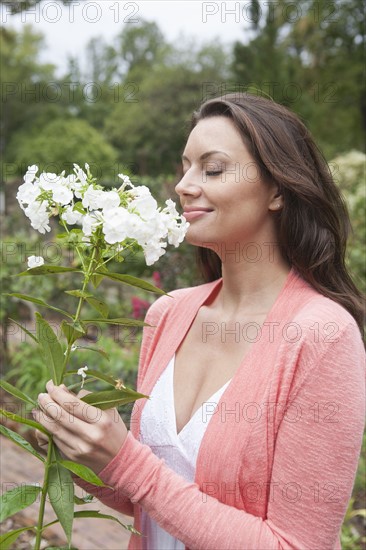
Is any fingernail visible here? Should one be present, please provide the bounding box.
[38,393,46,401]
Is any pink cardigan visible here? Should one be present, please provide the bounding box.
[78,268,365,549]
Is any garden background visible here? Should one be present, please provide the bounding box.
[0,0,365,548]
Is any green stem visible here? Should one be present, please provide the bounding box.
[60,219,87,272]
[34,438,54,550]
[100,241,136,268]
[60,245,98,381]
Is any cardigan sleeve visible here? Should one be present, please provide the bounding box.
[93,320,365,550]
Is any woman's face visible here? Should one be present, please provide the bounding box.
[175,116,282,255]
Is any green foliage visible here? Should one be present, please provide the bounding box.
[232,0,365,158]
[7,118,118,179]
[47,448,74,545]
[0,484,42,522]
[0,425,44,461]
[0,0,83,15]
[330,150,366,292]
[4,340,50,397]
[0,25,55,164]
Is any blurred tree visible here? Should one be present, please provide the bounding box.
[0,0,84,14]
[0,25,55,166]
[232,0,365,157]
[6,117,118,179]
[116,19,169,78]
[330,150,366,293]
[106,22,231,175]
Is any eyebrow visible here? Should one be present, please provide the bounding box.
[181,150,231,163]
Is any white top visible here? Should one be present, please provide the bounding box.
[139,355,231,549]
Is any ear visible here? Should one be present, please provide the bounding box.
[268,188,284,212]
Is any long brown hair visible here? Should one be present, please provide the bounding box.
[191,93,365,338]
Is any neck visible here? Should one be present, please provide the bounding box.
[216,249,292,316]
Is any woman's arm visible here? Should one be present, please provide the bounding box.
[34,312,365,548]
[92,321,365,549]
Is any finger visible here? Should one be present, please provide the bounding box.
[46,382,103,425]
[76,389,91,399]
[34,428,49,448]
[35,394,87,436]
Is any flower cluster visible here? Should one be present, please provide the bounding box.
[17,164,189,265]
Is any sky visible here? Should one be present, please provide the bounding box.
[2,0,252,75]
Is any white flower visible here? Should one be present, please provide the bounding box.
[118,173,132,189]
[82,185,104,210]
[61,206,83,225]
[99,190,120,211]
[143,242,167,265]
[16,181,41,209]
[27,255,45,269]
[102,207,132,244]
[82,211,101,237]
[129,185,150,198]
[52,183,73,206]
[73,164,88,185]
[39,173,61,191]
[64,344,77,356]
[66,174,84,198]
[129,194,158,220]
[24,201,51,234]
[24,165,38,184]
[77,365,88,388]
[161,199,190,247]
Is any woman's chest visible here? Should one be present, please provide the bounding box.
[173,313,267,434]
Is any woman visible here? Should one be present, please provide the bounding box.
[34,93,365,549]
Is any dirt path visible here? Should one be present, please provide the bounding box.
[0,435,132,549]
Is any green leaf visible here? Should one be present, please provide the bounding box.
[73,510,140,534]
[84,317,148,327]
[65,290,93,298]
[0,526,36,549]
[0,425,45,461]
[17,265,80,276]
[81,388,148,410]
[8,318,38,343]
[85,296,109,318]
[66,369,115,385]
[72,203,85,214]
[0,484,42,522]
[94,271,166,295]
[0,380,36,406]
[90,273,104,288]
[59,460,108,487]
[61,320,85,345]
[4,293,73,319]
[36,313,64,385]
[0,408,50,435]
[74,494,94,505]
[48,451,74,545]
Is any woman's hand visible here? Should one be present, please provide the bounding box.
[32,380,128,474]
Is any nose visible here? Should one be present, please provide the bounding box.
[175,170,202,199]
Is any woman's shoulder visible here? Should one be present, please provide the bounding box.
[288,291,365,362]
[294,291,360,334]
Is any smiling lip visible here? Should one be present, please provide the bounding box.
[182,207,213,222]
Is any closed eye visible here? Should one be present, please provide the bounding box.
[205,170,222,176]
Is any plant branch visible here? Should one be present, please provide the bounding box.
[34,437,54,550]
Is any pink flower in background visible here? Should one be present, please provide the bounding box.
[131,296,151,320]
[152,271,162,288]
